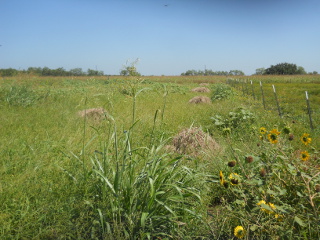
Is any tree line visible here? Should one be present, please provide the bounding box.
[181,69,245,76]
[0,67,104,77]
[255,63,318,75]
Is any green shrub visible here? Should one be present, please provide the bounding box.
[210,108,255,131]
[211,84,235,101]
[212,127,320,239]
[1,85,39,107]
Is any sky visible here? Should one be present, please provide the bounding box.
[1,0,320,76]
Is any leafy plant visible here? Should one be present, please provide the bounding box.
[1,85,40,106]
[212,127,320,239]
[211,83,235,100]
[210,108,255,130]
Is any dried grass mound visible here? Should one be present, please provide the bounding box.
[171,127,220,157]
[78,108,108,121]
[189,96,211,104]
[199,83,209,86]
[191,87,210,93]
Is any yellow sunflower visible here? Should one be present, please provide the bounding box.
[300,133,312,146]
[267,129,280,144]
[219,171,225,186]
[300,151,310,161]
[257,200,276,214]
[229,173,240,185]
[234,226,246,239]
[260,127,267,135]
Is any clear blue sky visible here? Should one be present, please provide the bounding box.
[1,0,320,75]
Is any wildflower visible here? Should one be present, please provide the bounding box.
[257,200,276,214]
[234,226,246,239]
[228,160,236,167]
[300,151,310,161]
[219,171,225,186]
[275,214,284,221]
[300,133,311,146]
[282,126,291,134]
[229,173,240,185]
[260,127,267,134]
[268,129,280,144]
[257,200,266,206]
[268,203,276,211]
[245,156,254,163]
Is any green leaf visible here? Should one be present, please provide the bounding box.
[250,225,258,231]
[294,216,306,227]
[141,212,149,228]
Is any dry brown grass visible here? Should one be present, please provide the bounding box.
[78,108,108,121]
[191,87,210,93]
[170,127,220,157]
[188,96,211,104]
[199,83,209,86]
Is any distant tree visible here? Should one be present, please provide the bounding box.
[255,68,266,75]
[120,59,141,76]
[27,67,43,75]
[87,69,104,76]
[181,69,242,76]
[264,63,299,75]
[70,68,85,76]
[0,68,19,77]
[296,66,307,75]
[229,70,245,76]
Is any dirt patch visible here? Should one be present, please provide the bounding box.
[189,96,211,104]
[78,108,108,121]
[191,87,210,93]
[169,127,220,157]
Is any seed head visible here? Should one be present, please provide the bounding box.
[288,134,294,141]
[260,168,266,177]
[228,160,236,167]
[246,156,254,163]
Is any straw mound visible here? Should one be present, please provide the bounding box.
[171,127,220,157]
[199,83,209,86]
[191,87,210,92]
[189,96,211,104]
[78,108,107,121]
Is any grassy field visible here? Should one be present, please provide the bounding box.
[0,75,319,239]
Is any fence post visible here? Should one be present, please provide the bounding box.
[305,91,314,131]
[250,80,255,100]
[260,81,266,110]
[272,85,282,117]
[241,80,245,95]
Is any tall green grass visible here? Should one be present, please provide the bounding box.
[0,75,319,239]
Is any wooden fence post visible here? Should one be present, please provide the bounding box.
[250,80,255,100]
[305,91,314,131]
[272,85,282,117]
[260,81,266,110]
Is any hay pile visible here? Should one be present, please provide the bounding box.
[189,96,211,104]
[170,127,220,157]
[78,108,107,121]
[191,87,210,93]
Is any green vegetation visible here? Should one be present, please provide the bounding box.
[0,75,319,239]
[255,62,317,75]
[181,69,245,76]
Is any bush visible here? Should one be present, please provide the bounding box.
[212,127,320,239]
[211,84,235,101]
[1,85,40,107]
